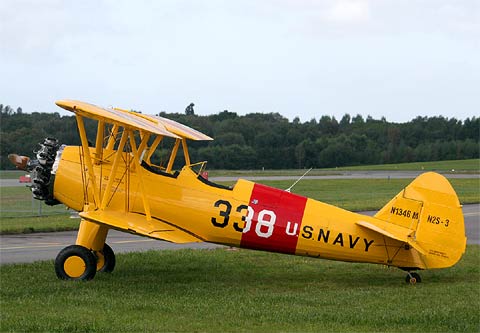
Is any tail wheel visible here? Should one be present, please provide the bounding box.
[406,272,422,285]
[55,245,97,281]
[95,243,116,273]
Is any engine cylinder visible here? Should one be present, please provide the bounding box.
[28,138,61,205]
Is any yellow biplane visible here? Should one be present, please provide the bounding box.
[10,100,466,283]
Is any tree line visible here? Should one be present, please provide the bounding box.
[1,103,478,170]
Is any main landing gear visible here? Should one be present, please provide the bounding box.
[405,272,422,285]
[55,243,116,281]
[54,220,115,281]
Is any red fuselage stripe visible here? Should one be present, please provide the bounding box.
[240,183,308,254]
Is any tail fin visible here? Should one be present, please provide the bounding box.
[374,172,466,269]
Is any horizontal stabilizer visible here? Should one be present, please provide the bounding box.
[80,210,202,244]
[356,220,427,255]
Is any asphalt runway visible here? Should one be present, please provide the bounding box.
[1,204,478,265]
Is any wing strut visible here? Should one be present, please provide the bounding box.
[100,129,129,210]
[181,138,191,165]
[94,120,104,163]
[137,132,151,162]
[128,129,152,221]
[145,135,163,165]
[76,114,100,208]
[106,124,119,151]
[166,139,181,173]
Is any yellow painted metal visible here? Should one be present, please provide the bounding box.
[53,139,466,270]
[402,172,466,268]
[76,115,100,208]
[166,139,180,173]
[113,106,212,141]
[145,135,162,165]
[80,210,202,243]
[51,147,84,211]
[181,138,190,165]
[106,124,119,151]
[51,100,466,275]
[375,194,422,231]
[153,115,213,141]
[94,120,104,163]
[64,256,86,278]
[96,253,106,271]
[76,220,108,251]
[356,220,426,255]
[127,129,152,221]
[137,132,151,161]
[100,129,128,210]
[56,100,179,138]
[54,136,467,270]
[296,176,463,269]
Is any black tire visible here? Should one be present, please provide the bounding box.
[55,245,97,281]
[96,243,116,273]
[405,272,422,284]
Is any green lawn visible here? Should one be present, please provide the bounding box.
[207,159,480,177]
[0,170,24,179]
[2,159,479,180]
[0,186,70,218]
[323,158,480,172]
[1,246,479,332]
[0,186,77,234]
[0,215,80,234]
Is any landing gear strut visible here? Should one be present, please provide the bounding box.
[55,220,115,281]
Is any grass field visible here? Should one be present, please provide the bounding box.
[1,159,478,180]
[1,178,478,234]
[0,215,80,234]
[0,186,77,233]
[1,162,479,332]
[324,158,480,172]
[0,170,25,179]
[1,246,479,332]
[0,186,71,218]
[207,159,480,177]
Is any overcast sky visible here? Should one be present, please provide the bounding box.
[1,0,479,123]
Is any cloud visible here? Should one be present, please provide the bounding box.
[0,0,116,64]
[1,0,478,122]
[322,0,371,24]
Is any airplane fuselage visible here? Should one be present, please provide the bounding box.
[18,99,464,282]
[53,146,422,270]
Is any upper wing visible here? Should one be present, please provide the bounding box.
[154,115,213,141]
[56,100,181,138]
[112,107,213,141]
